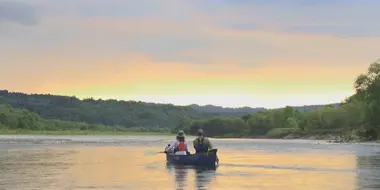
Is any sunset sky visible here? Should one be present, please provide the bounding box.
[1,0,379,108]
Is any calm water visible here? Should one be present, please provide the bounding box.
[0,135,379,190]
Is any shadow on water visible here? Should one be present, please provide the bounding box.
[166,162,217,190]
[356,151,380,190]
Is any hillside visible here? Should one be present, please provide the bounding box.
[0,90,338,129]
[189,104,266,113]
[189,103,340,113]
[0,104,121,132]
[0,90,249,128]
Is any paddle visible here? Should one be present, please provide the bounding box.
[144,144,171,156]
[143,150,167,156]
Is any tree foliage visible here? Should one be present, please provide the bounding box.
[0,92,238,129]
[0,104,171,133]
[0,90,334,130]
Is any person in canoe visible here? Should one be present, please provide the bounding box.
[193,129,219,164]
[165,130,190,155]
[192,129,213,153]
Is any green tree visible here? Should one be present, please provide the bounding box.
[241,114,252,123]
[353,60,380,140]
[247,113,271,135]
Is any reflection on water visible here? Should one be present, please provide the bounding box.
[166,164,190,189]
[0,149,76,190]
[0,137,379,189]
[215,153,357,190]
[194,167,216,190]
[356,151,380,190]
[166,163,217,190]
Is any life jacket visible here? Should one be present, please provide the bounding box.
[176,141,186,152]
[195,137,208,153]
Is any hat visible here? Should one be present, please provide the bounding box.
[177,130,185,137]
[197,129,204,136]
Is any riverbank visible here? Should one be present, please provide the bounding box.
[213,133,380,144]
[0,129,172,136]
[1,130,378,144]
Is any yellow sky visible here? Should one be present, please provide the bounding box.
[0,1,379,108]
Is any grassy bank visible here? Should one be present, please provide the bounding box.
[0,129,172,136]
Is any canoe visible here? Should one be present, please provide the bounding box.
[165,149,219,167]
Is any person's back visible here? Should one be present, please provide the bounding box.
[175,137,188,155]
[193,129,212,153]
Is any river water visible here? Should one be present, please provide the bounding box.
[0,135,379,190]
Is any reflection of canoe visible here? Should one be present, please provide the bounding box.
[165,149,219,167]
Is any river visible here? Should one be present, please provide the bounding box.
[0,135,379,190]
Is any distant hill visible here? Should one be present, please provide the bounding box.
[189,104,266,113]
[189,103,340,113]
[0,90,339,129]
[0,90,250,128]
[289,104,340,111]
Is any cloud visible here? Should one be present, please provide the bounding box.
[184,0,380,37]
[1,12,379,70]
[0,2,39,25]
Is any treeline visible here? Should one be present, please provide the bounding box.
[189,103,339,113]
[0,92,226,129]
[0,104,170,133]
[178,60,380,141]
[0,90,332,129]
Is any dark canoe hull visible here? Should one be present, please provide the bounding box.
[165,149,218,167]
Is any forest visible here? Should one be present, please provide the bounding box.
[0,90,331,130]
[1,59,379,141]
[0,91,259,129]
[0,104,171,133]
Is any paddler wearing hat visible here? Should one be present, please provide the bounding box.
[165,130,189,155]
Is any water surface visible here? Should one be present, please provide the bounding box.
[0,135,379,190]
